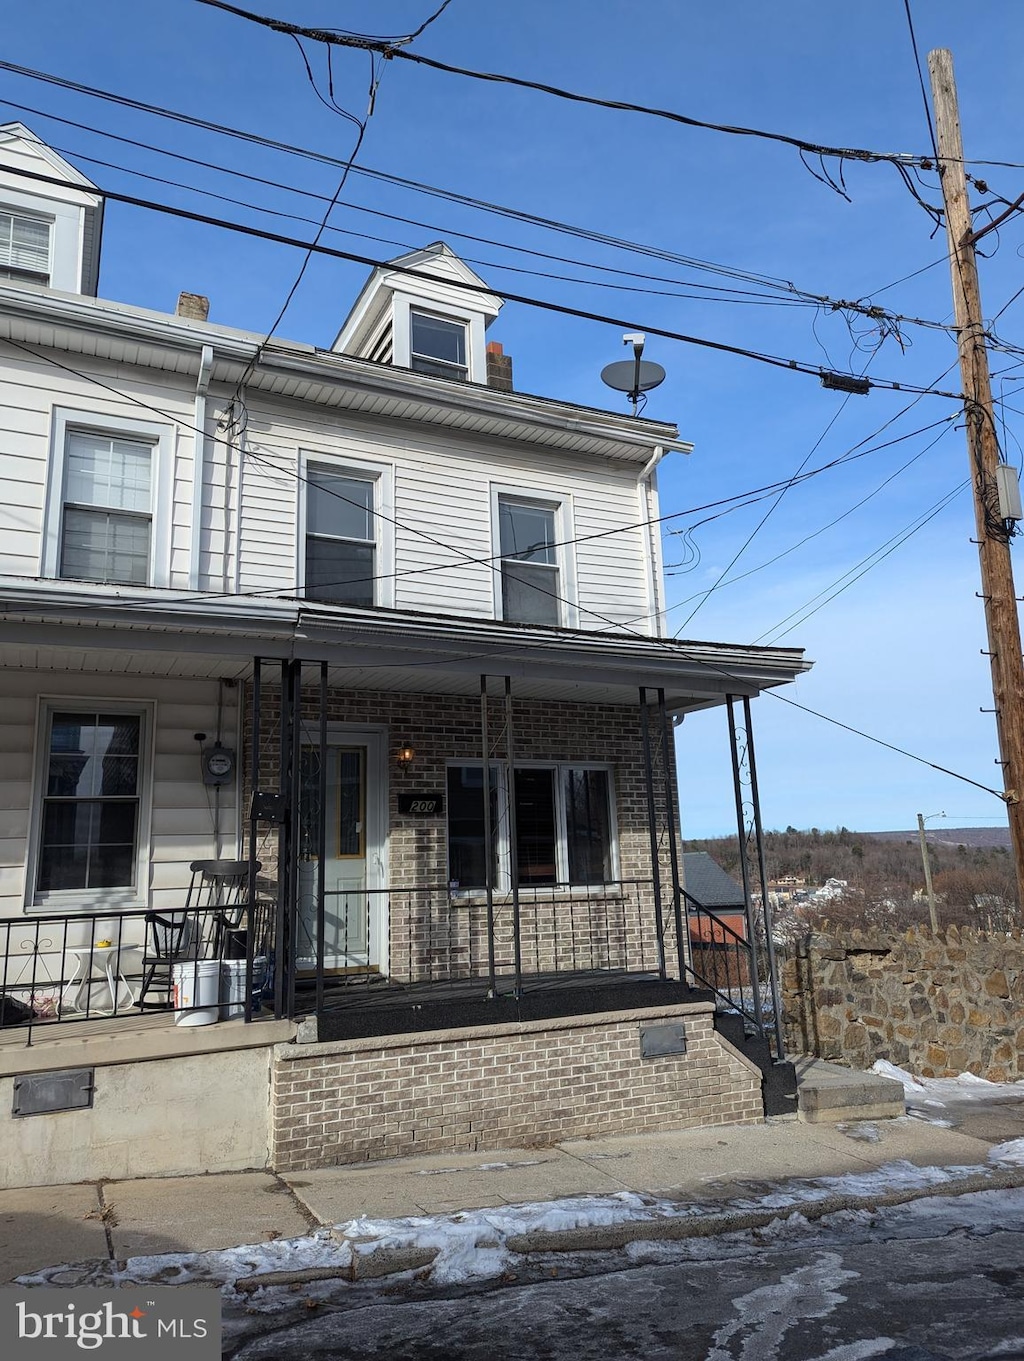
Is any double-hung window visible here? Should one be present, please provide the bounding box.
[0,208,51,284]
[409,310,468,380]
[446,762,615,891]
[34,708,146,901]
[304,463,376,606]
[498,496,561,625]
[59,430,154,585]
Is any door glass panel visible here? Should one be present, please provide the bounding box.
[336,749,364,857]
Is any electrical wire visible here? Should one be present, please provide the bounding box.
[192,0,929,169]
[755,479,968,644]
[0,160,968,402]
[0,78,959,329]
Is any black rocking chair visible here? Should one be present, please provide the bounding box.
[137,859,262,1010]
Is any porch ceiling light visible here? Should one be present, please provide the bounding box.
[396,744,415,767]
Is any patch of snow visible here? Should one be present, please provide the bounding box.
[871,1060,1024,1106]
[837,1122,882,1144]
[989,1139,1024,1167]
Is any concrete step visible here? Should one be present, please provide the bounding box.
[794,1056,906,1123]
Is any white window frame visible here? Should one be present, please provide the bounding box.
[26,698,156,912]
[41,408,175,588]
[297,451,396,609]
[445,759,619,894]
[490,485,578,627]
[0,204,52,285]
[390,290,487,383]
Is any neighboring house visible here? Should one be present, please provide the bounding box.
[0,125,812,1187]
[682,851,748,942]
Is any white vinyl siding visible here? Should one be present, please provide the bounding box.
[236,409,650,630]
[0,673,240,918]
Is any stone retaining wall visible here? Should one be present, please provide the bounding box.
[782,925,1024,1080]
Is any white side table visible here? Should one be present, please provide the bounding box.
[62,946,137,1016]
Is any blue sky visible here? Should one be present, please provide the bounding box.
[3,1,1023,837]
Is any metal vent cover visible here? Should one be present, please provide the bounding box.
[13,1068,95,1117]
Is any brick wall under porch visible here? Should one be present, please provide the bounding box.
[269,1002,763,1171]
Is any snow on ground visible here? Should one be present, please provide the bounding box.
[18,1161,1024,1302]
[871,1060,1024,1129]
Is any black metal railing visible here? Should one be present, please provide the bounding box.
[291,879,662,999]
[684,891,766,1040]
[0,901,271,1047]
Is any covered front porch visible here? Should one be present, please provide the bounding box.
[0,591,809,1089]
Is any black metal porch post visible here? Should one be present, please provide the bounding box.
[272,660,289,1020]
[480,675,497,996]
[657,689,687,982]
[503,676,523,999]
[316,661,328,1017]
[741,694,785,1059]
[244,657,262,1023]
[726,695,765,1042]
[639,688,667,980]
[285,660,303,1021]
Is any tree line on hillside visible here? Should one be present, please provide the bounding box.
[683,826,1019,931]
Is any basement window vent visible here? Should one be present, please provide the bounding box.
[639,1023,687,1059]
[13,1067,95,1117]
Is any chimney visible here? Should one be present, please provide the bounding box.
[176,291,210,322]
[486,341,513,392]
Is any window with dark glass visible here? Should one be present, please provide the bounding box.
[37,712,141,893]
[60,432,153,585]
[446,763,613,889]
[498,497,560,625]
[0,209,50,284]
[305,465,375,606]
[409,311,468,380]
[446,765,499,889]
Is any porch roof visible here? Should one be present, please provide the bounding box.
[0,580,811,711]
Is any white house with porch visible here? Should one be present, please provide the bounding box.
[0,124,810,1188]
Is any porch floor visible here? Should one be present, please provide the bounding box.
[310,969,711,1041]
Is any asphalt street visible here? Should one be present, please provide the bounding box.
[225,1186,1024,1361]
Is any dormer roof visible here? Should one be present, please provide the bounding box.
[0,122,103,295]
[332,241,502,358]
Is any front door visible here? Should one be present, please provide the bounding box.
[297,729,387,975]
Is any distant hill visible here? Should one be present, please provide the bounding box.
[865,827,1010,849]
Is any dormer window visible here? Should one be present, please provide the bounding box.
[0,207,50,284]
[409,310,468,381]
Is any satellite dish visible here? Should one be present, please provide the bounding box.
[600,360,667,394]
[601,333,666,415]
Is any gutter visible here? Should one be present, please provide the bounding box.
[189,344,214,591]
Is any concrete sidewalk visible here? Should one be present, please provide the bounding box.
[4,1106,1022,1284]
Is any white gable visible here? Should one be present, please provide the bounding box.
[0,122,103,295]
[332,242,503,382]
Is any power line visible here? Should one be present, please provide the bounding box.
[902,0,940,163]
[193,0,928,169]
[0,160,967,401]
[0,76,961,329]
[755,479,967,645]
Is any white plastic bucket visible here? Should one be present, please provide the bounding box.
[171,959,221,1026]
[219,957,266,1020]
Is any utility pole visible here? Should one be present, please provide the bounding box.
[916,812,940,932]
[928,48,1024,911]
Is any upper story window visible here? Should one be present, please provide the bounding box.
[498,496,561,626]
[409,310,468,381]
[60,431,154,585]
[43,409,173,589]
[305,464,376,607]
[0,207,50,284]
